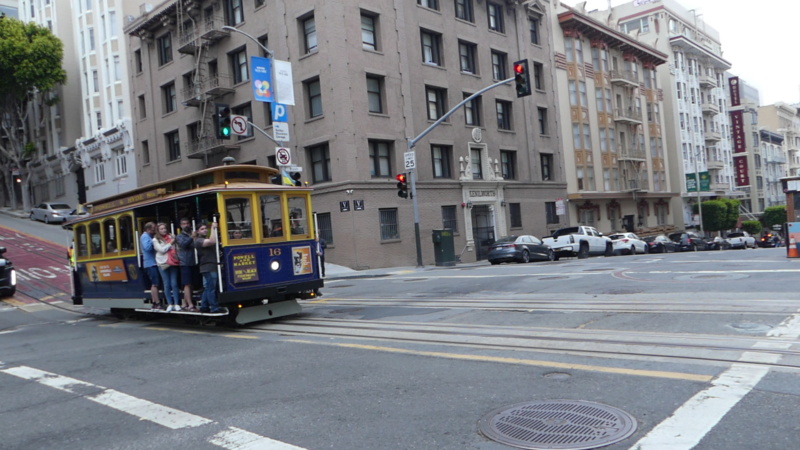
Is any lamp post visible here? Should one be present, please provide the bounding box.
[221,26,273,57]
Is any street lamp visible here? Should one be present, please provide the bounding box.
[221,26,273,57]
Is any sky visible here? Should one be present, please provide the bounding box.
[569,0,800,106]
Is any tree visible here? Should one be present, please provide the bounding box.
[762,205,786,229]
[698,200,729,232]
[0,17,67,211]
[742,220,761,235]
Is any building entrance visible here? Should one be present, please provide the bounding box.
[471,205,494,260]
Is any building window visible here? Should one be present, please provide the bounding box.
[165,130,180,162]
[162,82,177,114]
[226,0,244,26]
[442,205,458,232]
[463,93,481,126]
[420,29,442,66]
[426,86,447,121]
[496,100,512,130]
[487,2,504,33]
[458,40,477,74]
[305,78,323,118]
[92,70,99,92]
[533,62,544,90]
[366,75,384,114]
[529,16,540,45]
[431,144,452,178]
[471,148,483,179]
[302,15,317,54]
[134,49,143,73]
[317,212,333,244]
[500,150,516,180]
[361,12,378,51]
[230,48,248,84]
[541,153,552,181]
[113,148,127,177]
[491,50,507,80]
[369,140,392,177]
[113,56,121,81]
[157,33,172,66]
[309,143,331,183]
[93,157,105,184]
[455,0,474,22]
[141,140,150,165]
[55,174,65,197]
[255,0,265,7]
[96,111,102,130]
[545,202,558,224]
[379,208,399,240]
[537,107,547,135]
[138,95,146,119]
[89,28,95,51]
[417,0,439,10]
[509,203,522,228]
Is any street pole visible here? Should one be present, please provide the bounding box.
[407,77,514,267]
[695,149,704,235]
[221,26,273,57]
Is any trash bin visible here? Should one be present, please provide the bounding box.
[432,229,456,266]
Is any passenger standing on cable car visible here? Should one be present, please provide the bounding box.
[176,218,198,312]
[153,222,181,312]
[194,221,225,314]
[140,222,162,309]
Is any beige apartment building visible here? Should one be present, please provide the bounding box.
[552,4,676,234]
[124,0,567,269]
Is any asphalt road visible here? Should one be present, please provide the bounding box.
[2,213,800,449]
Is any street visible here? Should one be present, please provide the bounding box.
[1,213,800,449]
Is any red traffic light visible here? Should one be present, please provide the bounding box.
[514,63,525,74]
[396,173,407,183]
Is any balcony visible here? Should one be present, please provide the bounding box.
[204,73,235,97]
[710,182,730,191]
[613,108,643,124]
[617,146,646,160]
[706,159,724,170]
[186,136,240,159]
[181,83,205,107]
[698,74,717,88]
[701,102,720,115]
[609,70,639,88]
[200,15,230,42]
[704,131,721,142]
[177,29,199,54]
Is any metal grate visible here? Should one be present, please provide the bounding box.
[479,400,637,450]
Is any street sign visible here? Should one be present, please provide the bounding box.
[404,151,416,170]
[251,56,273,103]
[276,147,291,166]
[273,122,290,142]
[272,103,288,122]
[230,115,249,136]
[286,165,302,172]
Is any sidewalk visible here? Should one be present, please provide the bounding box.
[0,208,29,219]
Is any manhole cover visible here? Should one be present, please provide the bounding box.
[479,400,637,450]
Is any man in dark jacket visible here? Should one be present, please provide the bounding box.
[193,221,225,314]
[176,218,198,311]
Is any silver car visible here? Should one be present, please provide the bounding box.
[30,202,73,224]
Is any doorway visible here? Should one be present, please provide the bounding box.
[471,205,494,260]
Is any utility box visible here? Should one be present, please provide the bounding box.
[432,229,456,266]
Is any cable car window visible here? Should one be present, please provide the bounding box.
[288,195,309,238]
[76,225,89,257]
[119,215,134,252]
[89,222,102,257]
[260,194,282,239]
[225,196,252,239]
[104,218,118,254]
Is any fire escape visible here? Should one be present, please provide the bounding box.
[175,0,238,163]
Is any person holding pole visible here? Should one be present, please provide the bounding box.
[193,220,225,314]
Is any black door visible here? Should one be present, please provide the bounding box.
[472,205,494,260]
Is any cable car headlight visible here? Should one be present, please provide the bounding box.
[270,260,281,271]
[10,269,16,286]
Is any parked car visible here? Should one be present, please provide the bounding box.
[726,231,757,249]
[488,235,555,264]
[0,247,16,297]
[668,231,710,252]
[609,232,648,255]
[29,202,73,224]
[643,235,678,253]
[63,205,90,223]
[707,236,732,250]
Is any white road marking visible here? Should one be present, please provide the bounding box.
[1,366,305,449]
[629,312,800,449]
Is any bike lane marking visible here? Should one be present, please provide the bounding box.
[0,225,72,304]
[0,365,305,449]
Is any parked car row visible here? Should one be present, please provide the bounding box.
[488,229,767,265]
[29,202,89,224]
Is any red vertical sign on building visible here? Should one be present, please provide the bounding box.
[730,110,746,153]
[728,76,740,107]
[734,155,749,187]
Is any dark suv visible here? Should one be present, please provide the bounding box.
[668,232,709,252]
[0,247,16,297]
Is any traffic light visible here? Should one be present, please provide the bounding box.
[215,103,232,139]
[291,172,302,187]
[513,60,531,98]
[396,173,408,199]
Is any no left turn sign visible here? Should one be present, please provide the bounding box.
[231,115,249,136]
[276,147,291,165]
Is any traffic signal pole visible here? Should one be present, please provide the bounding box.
[407,76,514,267]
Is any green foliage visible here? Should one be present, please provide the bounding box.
[699,200,729,232]
[721,198,741,230]
[22,141,36,158]
[0,17,67,100]
[742,220,762,235]
[762,205,786,229]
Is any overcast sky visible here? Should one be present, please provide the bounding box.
[568,0,799,106]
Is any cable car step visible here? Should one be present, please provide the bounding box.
[134,308,228,316]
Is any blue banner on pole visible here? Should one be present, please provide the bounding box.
[251,56,273,103]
